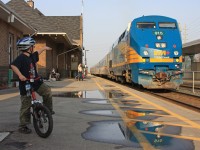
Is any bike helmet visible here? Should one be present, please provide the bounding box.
[17,37,36,51]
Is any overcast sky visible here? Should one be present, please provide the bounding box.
[2,0,200,68]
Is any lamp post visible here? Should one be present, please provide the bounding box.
[84,49,89,66]
[83,49,89,76]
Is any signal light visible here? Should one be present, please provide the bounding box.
[157,35,162,40]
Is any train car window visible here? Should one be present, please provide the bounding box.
[118,31,126,43]
[137,22,156,29]
[159,22,176,29]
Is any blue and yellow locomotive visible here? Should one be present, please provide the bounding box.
[90,15,183,89]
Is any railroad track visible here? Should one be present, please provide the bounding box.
[146,89,200,111]
[106,78,200,111]
[179,85,200,96]
[95,76,200,111]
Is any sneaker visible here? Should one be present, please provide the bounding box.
[18,126,32,134]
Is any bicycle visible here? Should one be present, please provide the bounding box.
[11,63,53,138]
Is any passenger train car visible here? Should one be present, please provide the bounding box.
[90,15,183,89]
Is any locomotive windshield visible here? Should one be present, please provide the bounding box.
[159,22,176,29]
[137,22,156,29]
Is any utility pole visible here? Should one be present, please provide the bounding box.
[81,0,84,64]
[179,23,187,44]
[183,24,187,44]
[85,48,86,66]
[84,49,89,66]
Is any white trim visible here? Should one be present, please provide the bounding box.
[37,32,67,35]
[37,32,72,46]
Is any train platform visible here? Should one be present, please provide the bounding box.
[179,79,200,96]
[0,75,200,150]
[182,79,200,88]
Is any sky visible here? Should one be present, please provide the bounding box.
[1,0,200,69]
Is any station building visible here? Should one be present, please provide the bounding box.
[0,1,35,89]
[0,0,83,89]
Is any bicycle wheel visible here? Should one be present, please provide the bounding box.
[33,105,53,138]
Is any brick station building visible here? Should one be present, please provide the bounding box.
[0,1,35,89]
[0,0,83,89]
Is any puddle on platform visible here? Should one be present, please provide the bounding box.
[121,100,140,104]
[83,100,110,104]
[80,107,165,120]
[121,107,169,116]
[102,90,130,99]
[82,120,194,149]
[119,100,141,107]
[52,90,104,99]
[80,110,120,118]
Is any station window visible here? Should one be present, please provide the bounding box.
[159,22,176,29]
[137,22,156,29]
[8,33,14,64]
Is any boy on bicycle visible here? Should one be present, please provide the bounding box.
[11,37,54,134]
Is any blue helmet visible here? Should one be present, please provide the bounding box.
[16,37,36,51]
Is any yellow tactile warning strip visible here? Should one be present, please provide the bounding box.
[103,78,200,128]
[123,118,194,128]
[0,93,19,101]
[93,77,200,144]
[94,78,156,150]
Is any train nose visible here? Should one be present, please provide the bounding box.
[155,72,167,79]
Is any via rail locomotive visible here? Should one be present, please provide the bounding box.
[90,15,183,89]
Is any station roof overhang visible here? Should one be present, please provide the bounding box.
[182,39,200,56]
[36,32,72,46]
[35,32,82,51]
[0,2,35,34]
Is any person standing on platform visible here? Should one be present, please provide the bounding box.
[78,63,83,81]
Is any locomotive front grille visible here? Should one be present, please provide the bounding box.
[155,72,167,79]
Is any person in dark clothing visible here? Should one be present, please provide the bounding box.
[11,37,54,134]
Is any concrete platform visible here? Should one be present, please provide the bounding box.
[0,75,200,150]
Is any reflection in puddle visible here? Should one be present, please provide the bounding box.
[84,100,110,104]
[80,108,166,121]
[123,108,169,116]
[52,90,104,99]
[80,110,120,118]
[82,120,194,149]
[82,120,138,147]
[121,100,140,104]
[102,90,129,99]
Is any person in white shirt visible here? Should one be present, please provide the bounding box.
[78,63,83,81]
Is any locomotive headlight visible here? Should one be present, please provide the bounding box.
[174,51,179,56]
[143,50,149,56]
[155,43,161,48]
[155,43,166,48]
[161,43,166,48]
[157,35,162,40]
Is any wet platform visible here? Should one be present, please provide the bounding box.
[0,75,200,150]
